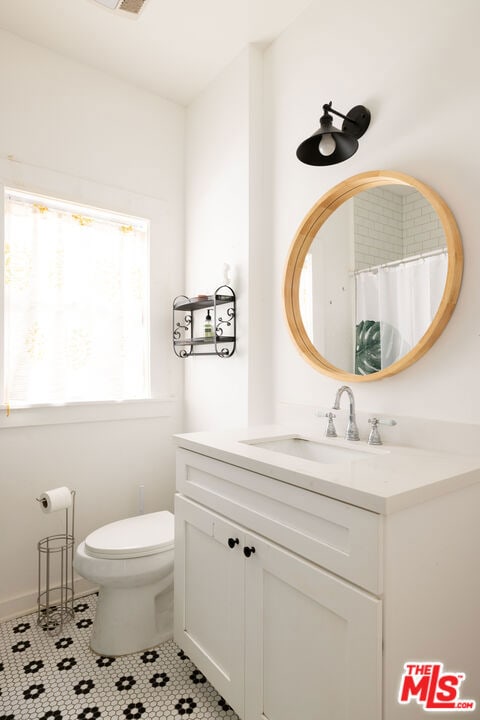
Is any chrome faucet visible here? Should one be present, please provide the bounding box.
[332,385,360,441]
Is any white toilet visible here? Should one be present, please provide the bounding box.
[74,510,174,657]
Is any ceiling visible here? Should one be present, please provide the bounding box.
[0,0,313,105]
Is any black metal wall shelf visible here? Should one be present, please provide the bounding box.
[173,285,236,358]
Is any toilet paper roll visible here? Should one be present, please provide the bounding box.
[38,486,72,513]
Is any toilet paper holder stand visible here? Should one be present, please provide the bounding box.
[36,490,76,633]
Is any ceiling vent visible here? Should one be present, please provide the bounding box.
[93,0,148,15]
[117,0,147,13]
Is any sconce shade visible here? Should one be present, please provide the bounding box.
[296,103,371,166]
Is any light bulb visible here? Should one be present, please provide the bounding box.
[318,133,336,157]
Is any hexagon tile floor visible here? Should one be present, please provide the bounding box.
[0,594,240,720]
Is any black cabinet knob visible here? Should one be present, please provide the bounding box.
[243,546,256,558]
[227,537,239,549]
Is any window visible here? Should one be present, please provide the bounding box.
[3,189,150,408]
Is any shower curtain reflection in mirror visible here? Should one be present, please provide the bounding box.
[355,250,447,373]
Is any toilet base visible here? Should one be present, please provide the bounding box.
[90,574,173,657]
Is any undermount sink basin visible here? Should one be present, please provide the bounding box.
[242,436,385,464]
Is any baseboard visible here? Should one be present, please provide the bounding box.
[0,577,97,622]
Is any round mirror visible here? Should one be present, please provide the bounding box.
[284,171,463,381]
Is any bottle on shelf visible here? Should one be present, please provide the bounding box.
[204,310,214,338]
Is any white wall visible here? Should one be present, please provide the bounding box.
[0,30,185,618]
[403,190,446,256]
[310,202,354,369]
[184,46,272,431]
[354,188,404,269]
[354,188,446,268]
[265,0,480,431]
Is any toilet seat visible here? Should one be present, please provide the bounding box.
[85,510,174,559]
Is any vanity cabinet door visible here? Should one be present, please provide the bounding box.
[244,532,382,720]
[174,495,245,717]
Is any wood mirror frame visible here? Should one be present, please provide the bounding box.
[284,170,463,382]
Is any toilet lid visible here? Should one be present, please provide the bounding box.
[85,511,174,559]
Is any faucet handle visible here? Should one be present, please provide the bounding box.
[368,417,397,445]
[324,411,337,438]
[314,409,338,437]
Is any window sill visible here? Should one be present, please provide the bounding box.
[0,398,177,429]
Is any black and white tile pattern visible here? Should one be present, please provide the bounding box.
[0,595,239,720]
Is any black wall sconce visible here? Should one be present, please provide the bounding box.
[296,101,371,166]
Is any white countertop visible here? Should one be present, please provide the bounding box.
[174,425,480,514]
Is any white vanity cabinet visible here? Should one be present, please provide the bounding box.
[174,448,382,720]
[174,431,480,720]
[174,495,245,713]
